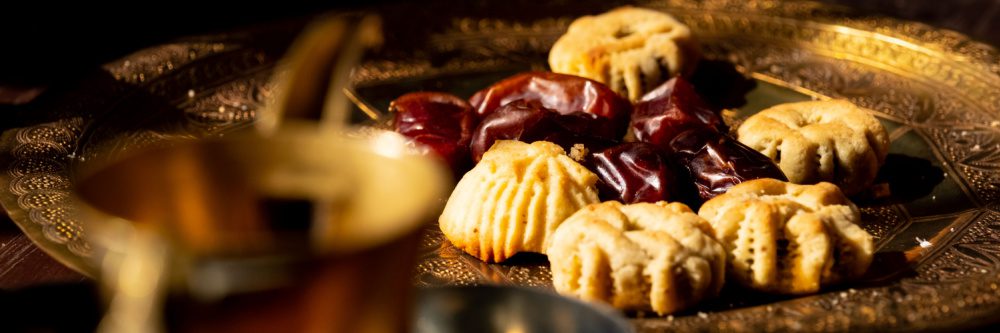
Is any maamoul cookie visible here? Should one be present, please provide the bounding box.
[547,201,725,315]
[698,179,874,294]
[548,6,699,101]
[736,100,889,195]
[439,140,600,262]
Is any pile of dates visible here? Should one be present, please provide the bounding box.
[391,71,785,207]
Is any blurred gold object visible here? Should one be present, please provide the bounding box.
[255,14,382,134]
[74,13,448,333]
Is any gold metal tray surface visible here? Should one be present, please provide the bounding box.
[2,0,1000,331]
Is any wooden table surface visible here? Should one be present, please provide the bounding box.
[0,213,85,289]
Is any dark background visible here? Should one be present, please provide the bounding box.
[825,0,999,46]
[0,0,997,86]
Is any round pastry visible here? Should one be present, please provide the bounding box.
[439,140,600,262]
[698,178,874,294]
[736,100,890,195]
[547,201,725,315]
[548,6,700,101]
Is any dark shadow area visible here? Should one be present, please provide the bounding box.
[854,153,944,205]
[650,250,916,315]
[676,284,796,314]
[859,250,916,284]
[0,281,101,333]
[0,214,23,234]
[689,59,757,112]
[877,154,945,201]
[500,252,550,266]
[0,4,338,87]
[0,68,127,132]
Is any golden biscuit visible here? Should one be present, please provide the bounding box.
[548,201,725,315]
[439,140,600,262]
[698,179,874,294]
[736,100,889,195]
[549,6,699,101]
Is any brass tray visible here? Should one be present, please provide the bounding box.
[2,0,1000,331]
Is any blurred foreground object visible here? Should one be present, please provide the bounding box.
[73,13,449,333]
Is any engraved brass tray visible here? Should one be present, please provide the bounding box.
[2,0,1000,331]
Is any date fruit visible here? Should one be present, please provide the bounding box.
[470,100,617,162]
[391,92,477,174]
[631,77,726,148]
[469,71,631,137]
[669,129,787,202]
[587,142,683,204]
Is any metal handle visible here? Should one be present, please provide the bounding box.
[257,14,383,134]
